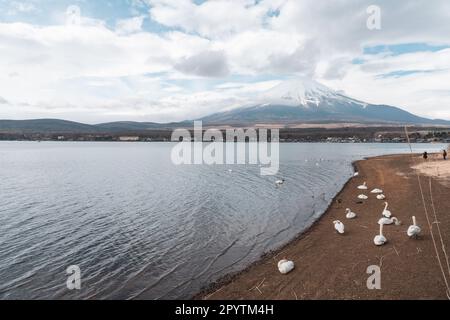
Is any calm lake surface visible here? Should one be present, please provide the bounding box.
[0,142,446,299]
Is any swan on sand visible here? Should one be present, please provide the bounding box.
[371,188,383,194]
[382,202,392,218]
[407,216,421,239]
[374,224,388,246]
[345,208,357,219]
[378,217,401,226]
[333,220,345,234]
[357,182,368,190]
[278,259,295,274]
[358,194,368,200]
[376,194,386,200]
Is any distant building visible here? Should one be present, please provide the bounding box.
[119,136,140,142]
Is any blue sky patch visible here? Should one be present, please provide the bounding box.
[377,70,434,79]
[364,43,450,56]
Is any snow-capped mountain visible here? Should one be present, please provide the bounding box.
[260,78,360,107]
[3,79,449,134]
[201,79,450,125]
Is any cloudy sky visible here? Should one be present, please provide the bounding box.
[0,0,450,123]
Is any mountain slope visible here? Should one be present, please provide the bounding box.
[201,79,450,125]
[96,121,193,131]
[0,119,194,133]
[96,121,163,131]
[1,78,449,133]
[0,119,100,133]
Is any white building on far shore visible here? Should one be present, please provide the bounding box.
[119,136,140,142]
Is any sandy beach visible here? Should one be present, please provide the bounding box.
[198,153,450,300]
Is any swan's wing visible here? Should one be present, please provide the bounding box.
[278,259,288,269]
[336,223,345,233]
[278,261,295,274]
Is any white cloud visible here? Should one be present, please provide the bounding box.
[0,96,9,104]
[0,21,208,106]
[175,50,229,77]
[320,50,450,120]
[7,1,37,15]
[1,0,450,122]
[115,16,145,35]
[149,0,272,39]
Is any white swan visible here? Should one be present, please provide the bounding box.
[378,217,401,226]
[376,194,386,200]
[371,188,383,194]
[354,172,359,177]
[407,216,421,238]
[382,202,392,218]
[275,179,285,185]
[358,194,368,200]
[345,208,357,219]
[374,224,387,246]
[333,220,345,234]
[357,182,368,190]
[278,259,295,274]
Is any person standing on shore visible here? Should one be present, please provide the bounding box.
[423,151,428,160]
[444,149,448,160]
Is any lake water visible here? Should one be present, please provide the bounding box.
[0,142,447,300]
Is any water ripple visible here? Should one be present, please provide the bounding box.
[0,142,446,299]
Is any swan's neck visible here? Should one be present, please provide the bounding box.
[412,216,417,226]
[384,203,389,211]
[379,224,384,236]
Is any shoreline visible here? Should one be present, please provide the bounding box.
[0,140,447,144]
[193,160,360,300]
[195,152,450,300]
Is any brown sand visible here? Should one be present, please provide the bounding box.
[412,153,450,187]
[198,154,450,300]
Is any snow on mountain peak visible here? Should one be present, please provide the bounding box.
[262,78,341,107]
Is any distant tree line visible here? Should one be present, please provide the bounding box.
[0,127,449,143]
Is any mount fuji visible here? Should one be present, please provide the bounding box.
[201,79,450,126]
[2,79,450,134]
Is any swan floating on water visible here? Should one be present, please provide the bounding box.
[371,188,383,194]
[278,259,295,274]
[358,194,368,200]
[275,179,285,185]
[345,208,357,219]
[374,224,388,246]
[333,220,345,234]
[357,182,368,190]
[407,216,421,238]
[378,217,401,226]
[376,194,386,200]
[382,202,392,218]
